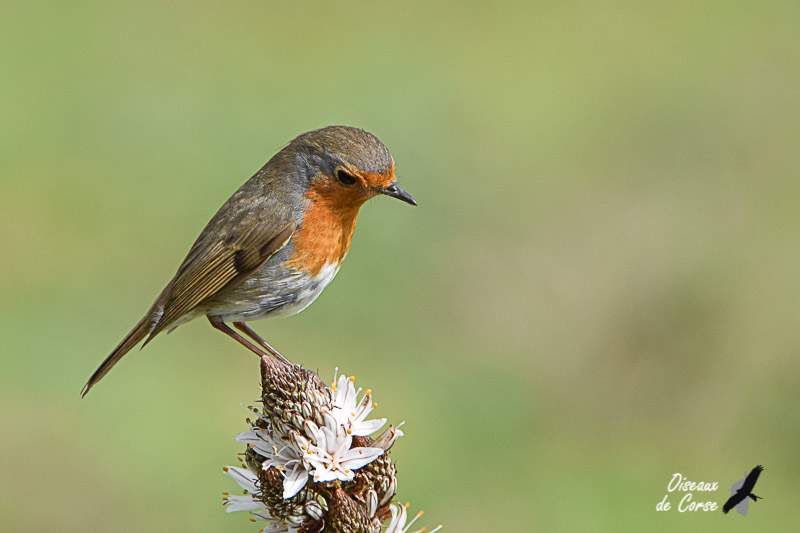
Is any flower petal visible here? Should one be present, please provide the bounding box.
[333,374,354,410]
[223,494,264,513]
[338,446,384,471]
[312,464,342,483]
[385,503,408,532]
[282,463,309,499]
[223,466,258,493]
[235,429,276,457]
[350,417,387,436]
[374,423,404,451]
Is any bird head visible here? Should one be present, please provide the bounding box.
[290,126,416,210]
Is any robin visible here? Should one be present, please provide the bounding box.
[81,126,415,397]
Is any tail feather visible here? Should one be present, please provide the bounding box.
[81,315,153,397]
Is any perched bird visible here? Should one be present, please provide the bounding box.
[722,465,764,514]
[82,126,415,397]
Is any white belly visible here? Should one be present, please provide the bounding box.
[200,261,342,323]
[265,261,340,318]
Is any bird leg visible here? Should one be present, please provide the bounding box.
[207,316,270,359]
[233,321,291,365]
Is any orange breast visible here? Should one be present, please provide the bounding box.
[286,183,367,276]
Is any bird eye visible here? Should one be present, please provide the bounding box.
[336,169,358,185]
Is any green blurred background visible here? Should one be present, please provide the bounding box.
[2,1,799,531]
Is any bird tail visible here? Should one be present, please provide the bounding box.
[81,315,153,397]
[749,493,762,502]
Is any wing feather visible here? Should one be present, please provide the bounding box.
[742,465,763,492]
[722,492,745,513]
[146,221,296,340]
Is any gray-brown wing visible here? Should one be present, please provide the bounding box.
[145,219,296,341]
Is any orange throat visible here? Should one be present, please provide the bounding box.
[286,185,369,276]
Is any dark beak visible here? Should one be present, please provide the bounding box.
[379,182,417,206]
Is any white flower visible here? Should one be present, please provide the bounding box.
[222,466,299,531]
[373,423,405,451]
[237,428,311,499]
[223,493,265,513]
[303,419,384,483]
[236,428,280,457]
[224,465,259,492]
[263,431,313,499]
[385,503,442,533]
[250,513,300,533]
[331,372,387,436]
[222,466,265,513]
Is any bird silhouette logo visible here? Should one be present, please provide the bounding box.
[723,465,764,515]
